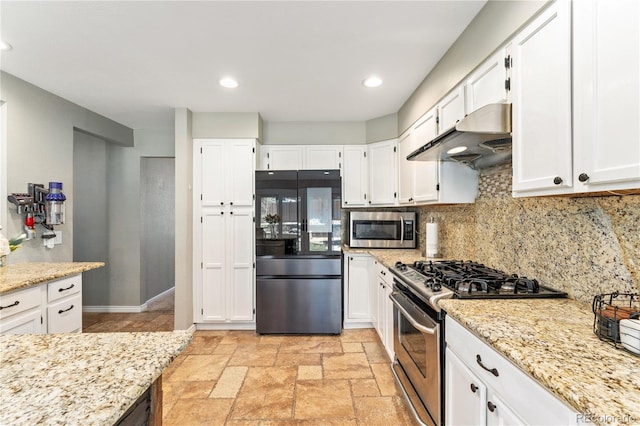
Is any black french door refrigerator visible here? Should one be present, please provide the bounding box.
[255,170,342,334]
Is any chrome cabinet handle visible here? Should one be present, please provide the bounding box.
[476,354,499,377]
[0,300,19,310]
[58,284,75,292]
[389,293,437,335]
[58,304,74,314]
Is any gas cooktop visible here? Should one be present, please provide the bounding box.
[390,260,567,310]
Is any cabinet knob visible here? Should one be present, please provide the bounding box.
[487,401,496,413]
[470,383,478,393]
[553,176,563,185]
[578,173,590,183]
[230,211,233,215]
[345,201,348,205]
[220,202,224,206]
[221,211,224,215]
[369,200,372,204]
[230,202,233,205]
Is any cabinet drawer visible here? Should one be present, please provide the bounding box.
[47,275,82,303]
[446,317,577,425]
[47,293,82,333]
[0,286,42,320]
[376,263,392,285]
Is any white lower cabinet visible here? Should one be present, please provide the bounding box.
[0,274,83,335]
[343,254,372,328]
[374,261,394,360]
[445,316,578,426]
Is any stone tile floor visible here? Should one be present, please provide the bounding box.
[82,291,417,425]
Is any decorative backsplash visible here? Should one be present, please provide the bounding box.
[416,162,640,305]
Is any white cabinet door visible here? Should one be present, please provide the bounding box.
[437,85,465,134]
[368,139,397,205]
[200,208,227,321]
[369,259,380,333]
[486,393,525,426]
[0,309,42,335]
[445,347,487,426]
[411,108,439,203]
[573,0,640,192]
[382,281,394,359]
[304,145,343,170]
[200,141,227,207]
[228,139,256,206]
[511,1,572,196]
[397,130,415,204]
[342,145,368,207]
[346,254,371,322]
[228,206,255,321]
[264,146,303,170]
[465,48,509,113]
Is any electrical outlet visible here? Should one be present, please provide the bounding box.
[54,231,62,245]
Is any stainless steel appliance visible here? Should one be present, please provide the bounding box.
[255,170,342,334]
[407,103,512,170]
[388,260,567,426]
[349,211,416,249]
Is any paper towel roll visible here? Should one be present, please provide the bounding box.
[426,222,438,257]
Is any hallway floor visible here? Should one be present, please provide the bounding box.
[82,296,417,425]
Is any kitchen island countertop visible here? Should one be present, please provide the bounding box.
[0,330,192,425]
[0,262,105,294]
[440,298,640,425]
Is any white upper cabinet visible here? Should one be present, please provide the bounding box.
[367,139,398,206]
[397,129,416,204]
[464,47,509,113]
[410,108,440,203]
[573,0,640,192]
[303,145,343,170]
[437,85,465,134]
[199,139,255,206]
[260,145,303,170]
[511,0,573,196]
[342,145,369,207]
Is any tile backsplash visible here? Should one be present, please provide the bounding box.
[416,163,640,305]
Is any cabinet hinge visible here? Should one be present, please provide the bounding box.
[253,262,256,268]
[339,162,341,169]
[504,55,512,69]
[394,192,397,198]
[200,194,203,201]
[41,316,43,324]
[339,151,342,158]
[252,147,255,153]
[253,194,255,200]
[364,193,367,200]
[252,216,255,223]
[201,262,203,268]
[436,183,440,191]
[436,116,440,125]
[200,147,202,154]
[201,308,203,315]
[253,308,256,314]
[505,78,511,91]
[201,216,203,223]
[364,151,367,158]
[393,147,397,153]
[267,152,270,158]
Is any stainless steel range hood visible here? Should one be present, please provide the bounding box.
[407,103,512,169]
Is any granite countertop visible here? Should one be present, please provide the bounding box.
[0,262,105,294]
[440,298,640,425]
[342,245,441,268]
[0,331,193,425]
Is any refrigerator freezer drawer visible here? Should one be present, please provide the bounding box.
[256,256,341,276]
[256,277,342,334]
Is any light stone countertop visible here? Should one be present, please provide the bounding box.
[0,331,193,425]
[0,262,105,294]
[439,298,640,425]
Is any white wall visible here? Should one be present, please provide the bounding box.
[262,121,365,145]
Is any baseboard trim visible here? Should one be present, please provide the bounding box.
[83,286,175,313]
[195,322,256,331]
[343,321,374,329]
[83,305,145,313]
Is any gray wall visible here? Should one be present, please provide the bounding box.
[174,108,193,330]
[141,157,175,302]
[262,121,365,145]
[365,113,398,143]
[0,71,133,264]
[192,112,262,139]
[398,0,548,133]
[73,131,109,306]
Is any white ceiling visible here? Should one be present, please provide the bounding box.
[0,1,486,130]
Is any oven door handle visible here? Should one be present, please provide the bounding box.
[389,293,437,335]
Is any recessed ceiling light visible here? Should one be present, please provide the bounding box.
[447,146,468,155]
[362,76,382,88]
[219,77,239,89]
[0,40,12,51]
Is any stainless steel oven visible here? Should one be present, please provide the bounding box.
[390,279,445,426]
[349,211,416,249]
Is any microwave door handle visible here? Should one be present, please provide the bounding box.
[400,216,404,244]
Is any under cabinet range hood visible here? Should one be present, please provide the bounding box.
[407,103,512,169]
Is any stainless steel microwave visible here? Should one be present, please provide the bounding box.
[349,211,417,249]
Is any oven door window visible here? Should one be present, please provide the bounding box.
[352,220,401,240]
[398,312,439,379]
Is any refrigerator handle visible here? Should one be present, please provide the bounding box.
[400,215,404,244]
